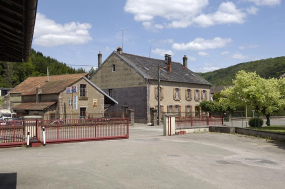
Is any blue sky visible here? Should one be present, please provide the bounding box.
[33,0,284,73]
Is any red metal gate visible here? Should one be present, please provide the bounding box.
[0,118,129,148]
[175,115,223,129]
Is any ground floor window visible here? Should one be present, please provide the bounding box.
[80,107,86,119]
[50,113,56,120]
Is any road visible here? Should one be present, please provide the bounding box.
[0,124,285,189]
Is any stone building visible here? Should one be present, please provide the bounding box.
[90,47,212,123]
[8,73,117,120]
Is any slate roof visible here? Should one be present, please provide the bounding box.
[114,51,212,86]
[10,73,88,94]
[13,102,56,111]
[210,86,232,94]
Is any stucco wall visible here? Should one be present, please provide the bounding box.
[90,53,146,89]
[59,78,104,119]
[149,80,211,116]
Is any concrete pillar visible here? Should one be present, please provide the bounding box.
[128,109,134,126]
[163,114,176,136]
[151,109,157,126]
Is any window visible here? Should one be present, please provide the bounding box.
[80,84,87,97]
[185,89,192,100]
[202,90,207,100]
[186,105,192,117]
[108,89,113,97]
[80,107,86,119]
[175,105,181,116]
[112,64,116,72]
[195,89,200,101]
[50,113,56,120]
[173,88,181,100]
[168,105,173,113]
[155,87,164,100]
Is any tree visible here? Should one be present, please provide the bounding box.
[220,70,285,126]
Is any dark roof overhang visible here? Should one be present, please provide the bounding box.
[0,0,38,62]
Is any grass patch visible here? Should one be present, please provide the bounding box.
[249,125,285,133]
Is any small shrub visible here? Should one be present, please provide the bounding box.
[248,118,264,127]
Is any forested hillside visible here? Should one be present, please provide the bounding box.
[0,49,85,88]
[198,56,285,86]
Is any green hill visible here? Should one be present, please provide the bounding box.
[0,49,85,88]
[198,56,285,86]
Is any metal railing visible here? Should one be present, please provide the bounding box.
[175,115,223,129]
[0,118,129,147]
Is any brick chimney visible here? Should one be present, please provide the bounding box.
[98,51,102,68]
[165,54,168,63]
[117,47,123,55]
[167,55,172,73]
[183,55,188,68]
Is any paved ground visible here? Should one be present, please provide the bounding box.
[1,124,285,189]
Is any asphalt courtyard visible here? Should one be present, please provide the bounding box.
[1,124,285,189]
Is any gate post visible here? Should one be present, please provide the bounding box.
[128,109,135,126]
[151,109,157,126]
[163,114,176,136]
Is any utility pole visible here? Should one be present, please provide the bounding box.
[117,29,127,51]
[157,65,160,125]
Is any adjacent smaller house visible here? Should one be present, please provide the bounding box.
[8,73,117,120]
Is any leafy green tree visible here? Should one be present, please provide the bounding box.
[220,70,285,126]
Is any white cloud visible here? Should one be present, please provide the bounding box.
[173,37,232,51]
[246,6,259,14]
[193,2,246,27]
[34,13,92,47]
[188,56,196,61]
[198,51,208,56]
[124,0,208,29]
[195,66,220,72]
[239,44,259,49]
[160,39,174,44]
[232,52,248,59]
[151,48,173,57]
[244,0,281,6]
[221,51,229,55]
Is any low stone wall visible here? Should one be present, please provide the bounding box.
[235,128,285,141]
[176,128,209,134]
[209,126,235,134]
[209,126,285,141]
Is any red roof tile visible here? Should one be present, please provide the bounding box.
[13,102,57,110]
[10,73,88,94]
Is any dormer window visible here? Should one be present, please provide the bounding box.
[112,64,116,72]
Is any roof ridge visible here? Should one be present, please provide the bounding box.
[123,52,180,64]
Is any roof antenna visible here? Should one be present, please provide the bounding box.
[149,46,151,58]
[117,29,127,51]
[47,67,49,82]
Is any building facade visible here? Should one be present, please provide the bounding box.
[90,47,211,123]
[9,74,117,120]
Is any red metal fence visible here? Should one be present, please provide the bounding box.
[175,115,223,129]
[0,118,129,148]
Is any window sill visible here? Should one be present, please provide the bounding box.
[79,97,88,100]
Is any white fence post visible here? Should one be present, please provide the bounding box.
[43,127,46,146]
[27,131,30,147]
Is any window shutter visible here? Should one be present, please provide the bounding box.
[205,90,207,100]
[185,89,187,100]
[86,85,88,97]
[173,88,175,100]
[161,87,164,99]
[201,90,203,100]
[179,106,181,116]
[161,105,164,113]
[178,88,181,100]
[155,87,157,99]
[167,105,170,113]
